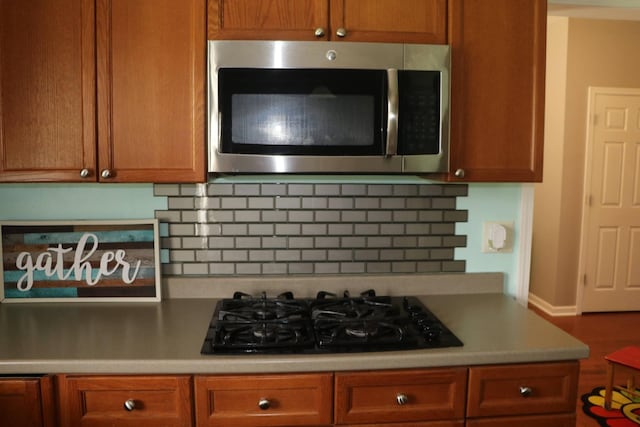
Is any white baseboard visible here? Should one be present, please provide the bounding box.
[528,293,578,316]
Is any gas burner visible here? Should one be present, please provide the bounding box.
[218,296,309,322]
[315,319,409,349]
[310,297,397,320]
[215,321,315,352]
[345,323,380,339]
[252,323,278,340]
[316,289,378,300]
[233,291,295,300]
[312,289,395,320]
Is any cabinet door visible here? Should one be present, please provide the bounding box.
[447,0,546,182]
[96,0,206,183]
[335,368,467,424]
[0,377,56,427]
[0,0,96,182]
[330,0,447,43]
[207,0,330,40]
[57,375,193,427]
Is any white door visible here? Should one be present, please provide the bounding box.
[579,87,640,312]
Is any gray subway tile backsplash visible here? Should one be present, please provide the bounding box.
[155,182,468,276]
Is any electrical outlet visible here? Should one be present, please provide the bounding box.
[481,221,514,253]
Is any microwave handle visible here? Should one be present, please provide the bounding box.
[386,69,399,157]
[218,112,223,148]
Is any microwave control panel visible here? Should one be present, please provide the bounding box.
[397,71,441,155]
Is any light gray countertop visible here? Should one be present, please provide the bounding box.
[0,286,589,374]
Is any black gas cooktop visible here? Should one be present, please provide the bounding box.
[201,290,463,355]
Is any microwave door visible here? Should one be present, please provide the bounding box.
[217,68,387,156]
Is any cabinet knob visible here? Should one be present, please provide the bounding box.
[519,386,533,397]
[454,168,465,178]
[396,393,409,405]
[258,398,271,410]
[80,168,90,178]
[100,169,113,179]
[123,399,136,411]
[314,27,325,38]
[336,27,347,38]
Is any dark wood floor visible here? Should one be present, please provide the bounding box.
[532,308,640,427]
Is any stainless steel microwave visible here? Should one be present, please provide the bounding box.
[208,40,450,174]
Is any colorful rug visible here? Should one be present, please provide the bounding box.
[582,386,640,426]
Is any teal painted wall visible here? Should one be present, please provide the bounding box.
[0,184,166,220]
[0,182,522,295]
[455,184,522,296]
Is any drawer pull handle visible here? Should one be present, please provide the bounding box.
[258,398,271,410]
[519,386,533,397]
[123,399,136,411]
[396,393,409,405]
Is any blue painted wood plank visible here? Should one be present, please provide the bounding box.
[4,288,78,298]
[22,229,154,245]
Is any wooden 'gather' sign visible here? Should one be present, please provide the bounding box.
[0,220,161,302]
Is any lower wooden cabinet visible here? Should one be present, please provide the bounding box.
[56,374,193,427]
[194,373,333,426]
[46,361,579,426]
[0,376,56,427]
[334,368,467,425]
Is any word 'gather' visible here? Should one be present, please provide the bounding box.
[14,233,141,291]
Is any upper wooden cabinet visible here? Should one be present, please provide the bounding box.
[0,0,95,182]
[446,0,546,182]
[207,0,447,43]
[96,0,206,183]
[0,0,206,183]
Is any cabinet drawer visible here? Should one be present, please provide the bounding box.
[341,422,463,427]
[467,361,579,418]
[466,413,576,427]
[335,368,467,424]
[194,373,333,426]
[57,375,193,427]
